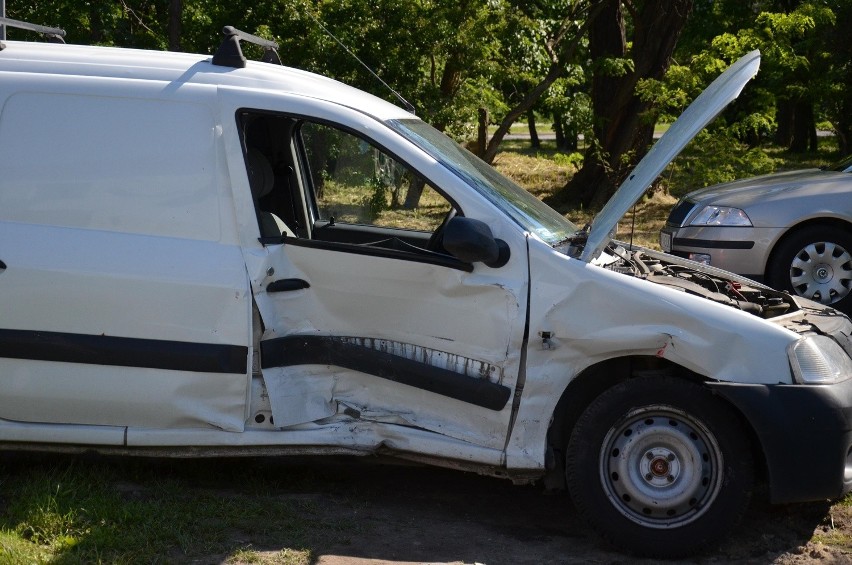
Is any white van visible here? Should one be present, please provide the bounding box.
[1,22,850,558]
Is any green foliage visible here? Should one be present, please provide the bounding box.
[552,151,585,171]
[7,0,850,204]
[595,56,634,78]
[361,177,390,221]
[673,1,847,152]
[664,131,778,196]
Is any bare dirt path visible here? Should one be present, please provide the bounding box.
[238,458,851,565]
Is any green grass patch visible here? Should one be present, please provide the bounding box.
[0,455,359,564]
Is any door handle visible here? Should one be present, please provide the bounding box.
[267,278,310,292]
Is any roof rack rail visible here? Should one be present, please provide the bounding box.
[212,26,281,69]
[0,17,66,48]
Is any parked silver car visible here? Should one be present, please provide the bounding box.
[661,155,852,312]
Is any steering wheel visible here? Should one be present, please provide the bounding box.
[426,207,457,253]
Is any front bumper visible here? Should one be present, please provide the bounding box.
[660,225,783,279]
[710,378,852,503]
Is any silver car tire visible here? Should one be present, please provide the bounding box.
[565,376,753,558]
[767,226,852,313]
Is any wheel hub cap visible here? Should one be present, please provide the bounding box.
[790,242,852,305]
[643,449,678,485]
[600,406,723,528]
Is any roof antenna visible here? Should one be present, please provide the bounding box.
[304,11,415,114]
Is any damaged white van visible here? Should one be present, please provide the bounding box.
[1,20,851,557]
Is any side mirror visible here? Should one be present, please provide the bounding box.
[442,217,510,268]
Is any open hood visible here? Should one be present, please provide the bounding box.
[580,50,761,262]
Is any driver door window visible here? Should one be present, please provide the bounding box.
[300,122,451,238]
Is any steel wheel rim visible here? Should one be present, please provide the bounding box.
[790,241,852,305]
[599,405,723,529]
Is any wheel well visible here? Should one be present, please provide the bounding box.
[764,218,852,280]
[544,356,766,489]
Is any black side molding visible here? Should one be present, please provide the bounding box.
[672,238,755,250]
[261,335,511,411]
[0,329,247,374]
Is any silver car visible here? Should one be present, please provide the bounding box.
[661,155,852,312]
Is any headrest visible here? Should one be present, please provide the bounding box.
[247,149,274,199]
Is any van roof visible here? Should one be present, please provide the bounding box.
[0,40,413,120]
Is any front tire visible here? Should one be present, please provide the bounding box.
[565,376,753,558]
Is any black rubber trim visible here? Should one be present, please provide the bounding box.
[261,335,510,411]
[267,278,310,292]
[0,260,5,269]
[672,238,754,250]
[709,379,852,503]
[285,237,473,272]
[0,329,248,374]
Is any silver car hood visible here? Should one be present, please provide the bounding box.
[684,168,851,206]
[580,50,761,262]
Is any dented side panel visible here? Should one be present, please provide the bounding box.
[214,91,531,454]
[252,242,526,450]
[505,239,798,471]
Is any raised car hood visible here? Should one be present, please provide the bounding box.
[580,50,761,262]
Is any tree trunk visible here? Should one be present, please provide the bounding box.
[790,100,816,153]
[553,112,567,150]
[168,0,182,52]
[775,99,794,147]
[88,2,103,44]
[402,176,426,210]
[553,0,694,211]
[476,107,489,158]
[527,110,540,149]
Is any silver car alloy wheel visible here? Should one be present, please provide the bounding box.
[790,241,852,305]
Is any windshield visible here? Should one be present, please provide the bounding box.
[388,118,577,245]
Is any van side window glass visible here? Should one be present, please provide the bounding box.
[299,122,451,232]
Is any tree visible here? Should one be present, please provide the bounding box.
[675,0,846,156]
[481,0,602,164]
[552,0,694,210]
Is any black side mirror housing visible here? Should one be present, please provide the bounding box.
[442,217,510,268]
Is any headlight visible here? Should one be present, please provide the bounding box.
[788,336,852,384]
[688,205,752,226]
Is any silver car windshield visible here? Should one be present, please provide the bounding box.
[388,118,577,245]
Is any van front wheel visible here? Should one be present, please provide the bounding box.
[565,377,753,557]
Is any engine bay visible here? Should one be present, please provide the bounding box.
[602,244,796,318]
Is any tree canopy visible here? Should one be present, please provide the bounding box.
[6,0,850,208]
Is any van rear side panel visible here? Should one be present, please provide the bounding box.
[0,79,252,433]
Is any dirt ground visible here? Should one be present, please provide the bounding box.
[229,458,852,565]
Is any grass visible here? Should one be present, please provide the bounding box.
[0,454,358,563]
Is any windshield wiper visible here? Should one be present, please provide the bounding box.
[554,225,590,258]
